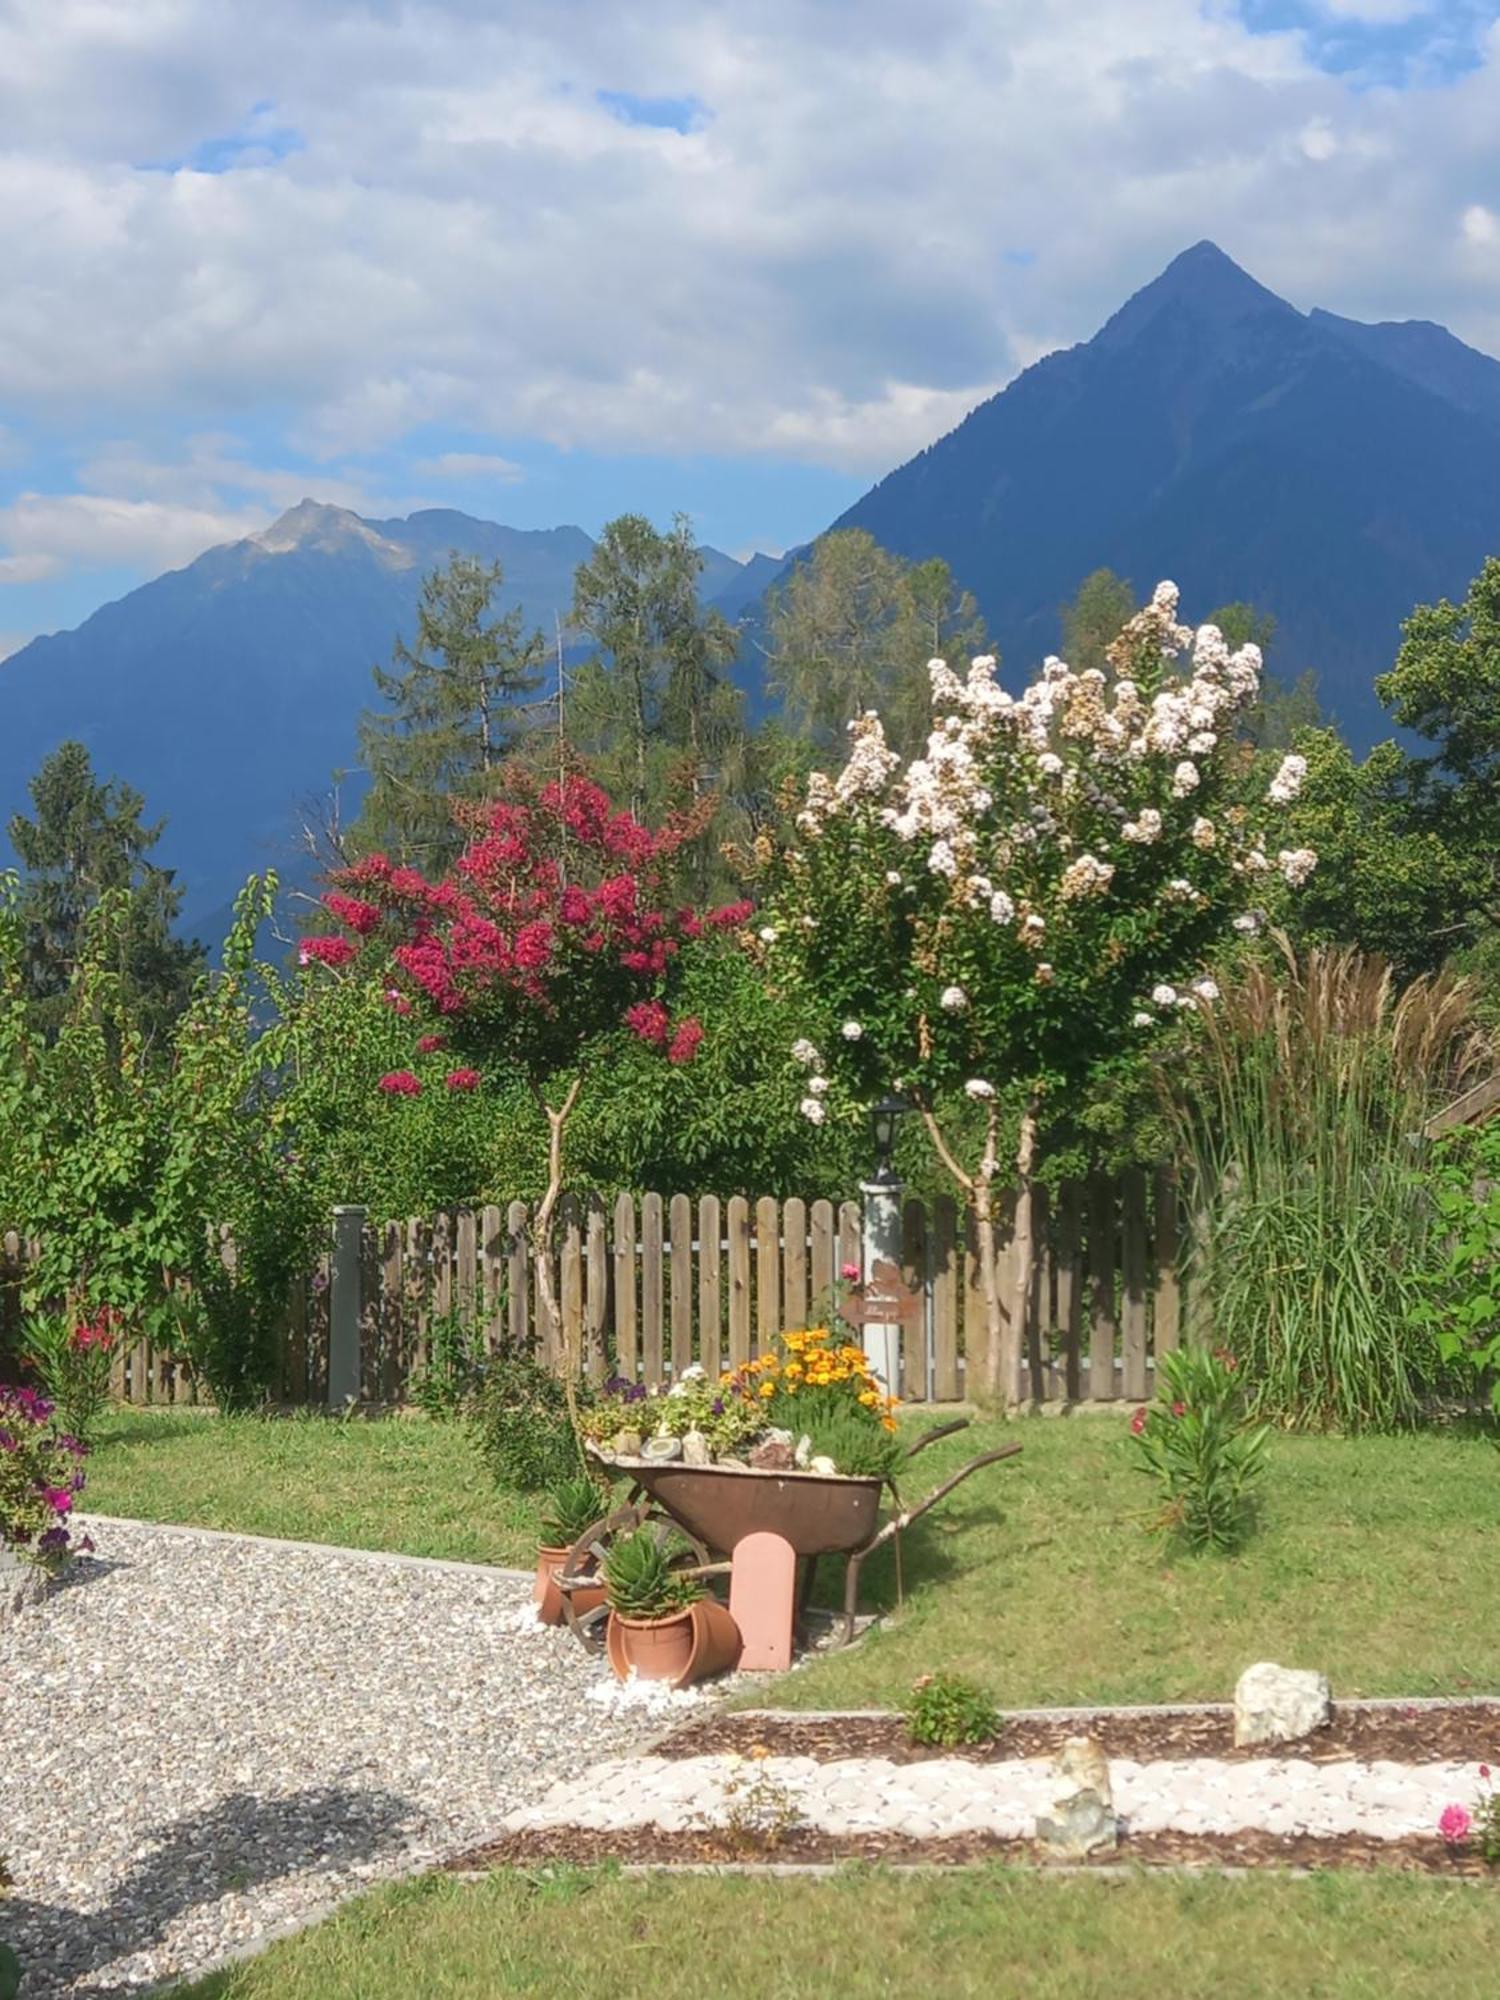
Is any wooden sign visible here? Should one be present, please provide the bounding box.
[841,1257,923,1329]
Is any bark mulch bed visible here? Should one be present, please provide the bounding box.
[454,1824,1500,1877]
[657,1704,1500,1768]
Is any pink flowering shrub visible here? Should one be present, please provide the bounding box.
[311,771,725,1391]
[1128,1345,1267,1554]
[0,1384,92,1572]
[21,1305,118,1443]
[1440,1768,1500,1864]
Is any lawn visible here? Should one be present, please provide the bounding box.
[85,1404,1499,1709]
[172,1865,1500,2000]
[83,1407,543,1567]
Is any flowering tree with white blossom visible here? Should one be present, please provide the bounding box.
[758,582,1316,1400]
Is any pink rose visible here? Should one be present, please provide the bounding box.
[1439,1803,1472,1846]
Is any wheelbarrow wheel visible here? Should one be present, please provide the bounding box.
[557,1499,713,1651]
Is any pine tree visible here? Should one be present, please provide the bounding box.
[8,741,203,1044]
[353,555,546,866]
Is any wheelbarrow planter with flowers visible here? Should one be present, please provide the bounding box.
[557,1328,1019,1673]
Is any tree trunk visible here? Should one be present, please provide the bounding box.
[1006,1099,1041,1408]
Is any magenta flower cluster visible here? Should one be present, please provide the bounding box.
[0,1383,93,1571]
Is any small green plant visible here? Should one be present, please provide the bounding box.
[903,1672,1003,1749]
[703,1749,806,1853]
[602,1527,701,1620]
[469,1352,581,1492]
[410,1307,491,1420]
[1128,1345,1269,1554]
[804,1406,904,1483]
[539,1477,604,1549]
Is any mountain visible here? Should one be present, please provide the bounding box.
[0,504,758,928]
[828,241,1500,748]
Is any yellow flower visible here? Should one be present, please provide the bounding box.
[759,1381,776,1400]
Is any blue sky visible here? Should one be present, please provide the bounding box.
[1,0,1498,657]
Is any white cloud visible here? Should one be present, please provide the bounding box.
[0,0,1494,520]
[0,492,268,575]
[1462,203,1499,247]
[413,451,525,482]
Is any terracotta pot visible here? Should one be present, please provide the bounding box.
[606,1607,697,1683]
[684,1594,742,1683]
[533,1546,606,1627]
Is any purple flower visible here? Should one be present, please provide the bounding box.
[0,1429,15,1453]
[41,1487,73,1515]
[37,1526,71,1554]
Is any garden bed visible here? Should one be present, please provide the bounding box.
[659,1700,1500,1767]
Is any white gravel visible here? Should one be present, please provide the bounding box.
[0,1520,706,1997]
[507,1751,1487,1842]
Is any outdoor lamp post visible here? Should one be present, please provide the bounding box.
[860,1095,910,1390]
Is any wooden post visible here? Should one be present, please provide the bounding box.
[329,1205,365,1409]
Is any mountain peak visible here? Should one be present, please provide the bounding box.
[1094,240,1299,352]
[253,499,410,563]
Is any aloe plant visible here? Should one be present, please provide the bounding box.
[602,1527,701,1620]
[539,1477,604,1549]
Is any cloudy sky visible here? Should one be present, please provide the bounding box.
[1,0,1497,657]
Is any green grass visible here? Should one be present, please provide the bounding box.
[172,1865,1500,2000]
[84,1408,543,1567]
[85,1406,1500,1708]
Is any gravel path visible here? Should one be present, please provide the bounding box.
[506,1751,1485,1842]
[0,1520,708,1997]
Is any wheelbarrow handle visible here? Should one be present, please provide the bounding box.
[904,1417,972,1459]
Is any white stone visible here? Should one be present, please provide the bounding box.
[1234,1662,1332,1747]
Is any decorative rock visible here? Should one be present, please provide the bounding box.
[794,1434,812,1469]
[613,1428,643,1458]
[749,1439,795,1471]
[809,1456,838,1477]
[767,1427,794,1448]
[1034,1735,1117,1858]
[641,1434,683,1463]
[1233,1662,1332,1748]
[682,1430,710,1467]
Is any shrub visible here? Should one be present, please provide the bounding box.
[602,1527,701,1620]
[22,1305,118,1443]
[1166,942,1487,1430]
[1414,1128,1500,1416]
[410,1307,491,1420]
[801,1406,904,1483]
[0,1384,92,1570]
[904,1672,1003,1749]
[539,1477,605,1549]
[469,1353,580,1492]
[1128,1345,1268,1554]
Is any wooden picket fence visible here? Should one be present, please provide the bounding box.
[4,1170,1190,1409]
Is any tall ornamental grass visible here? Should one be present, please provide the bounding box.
[1168,939,1491,1431]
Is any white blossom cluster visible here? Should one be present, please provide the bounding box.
[781,580,1318,1058]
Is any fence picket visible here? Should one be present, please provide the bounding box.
[641,1192,664,1388]
[456,1208,477,1328]
[670,1192,693,1381]
[901,1197,927,1402]
[613,1194,637,1382]
[560,1194,583,1377]
[782,1197,808,1329]
[727,1196,751,1369]
[1055,1180,1083,1403]
[810,1200,834,1305]
[480,1204,505,1350]
[506,1201,530,1353]
[586,1196,608,1381]
[1153,1167,1181,1364]
[1121,1168,1149,1402]
[1087,1173,1117,1400]
[755,1197,780,1358]
[931,1195,959,1402]
[963,1205,987,1396]
[698,1196,721,1377]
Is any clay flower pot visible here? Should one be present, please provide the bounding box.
[533,1547,606,1627]
[685,1594,742,1682]
[606,1606,697,1684]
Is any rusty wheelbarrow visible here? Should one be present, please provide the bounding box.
[557,1419,1019,1651]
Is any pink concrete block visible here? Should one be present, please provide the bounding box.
[728,1530,797,1672]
